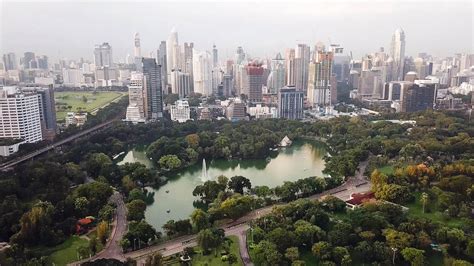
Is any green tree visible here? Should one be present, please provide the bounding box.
[332,246,350,264]
[285,247,300,262]
[383,229,414,250]
[145,251,163,266]
[158,155,182,170]
[89,235,98,254]
[126,199,147,221]
[97,221,109,245]
[312,241,332,261]
[401,247,425,266]
[227,253,237,265]
[190,209,210,231]
[228,176,252,194]
[254,240,283,266]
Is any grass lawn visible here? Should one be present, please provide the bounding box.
[405,192,464,227]
[191,235,243,266]
[378,165,395,175]
[55,91,125,120]
[48,236,90,265]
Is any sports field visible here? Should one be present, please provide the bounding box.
[55,91,126,120]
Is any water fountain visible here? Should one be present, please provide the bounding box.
[201,158,209,181]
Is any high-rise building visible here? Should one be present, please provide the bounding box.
[170,100,190,123]
[21,86,57,140]
[134,32,141,58]
[37,55,49,70]
[212,44,218,68]
[142,58,163,120]
[192,49,212,96]
[278,86,304,120]
[157,41,168,92]
[172,70,192,98]
[244,62,264,102]
[226,100,246,121]
[390,28,406,81]
[235,46,245,65]
[125,72,146,123]
[295,44,310,92]
[0,87,43,143]
[285,48,296,86]
[2,53,18,71]
[166,28,180,90]
[22,52,36,69]
[222,74,233,97]
[267,53,286,94]
[183,42,194,93]
[308,51,334,107]
[94,42,114,68]
[400,82,435,112]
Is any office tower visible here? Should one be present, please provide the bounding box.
[308,51,334,107]
[267,53,286,94]
[3,53,18,71]
[21,86,57,140]
[94,42,114,68]
[278,86,304,120]
[157,41,168,91]
[331,45,350,82]
[171,70,191,98]
[166,28,180,84]
[0,87,42,143]
[358,68,383,99]
[126,72,146,123]
[222,74,233,97]
[383,81,411,101]
[295,44,310,92]
[183,42,194,93]
[285,48,296,86]
[22,52,36,69]
[170,100,190,123]
[134,32,141,58]
[212,44,218,68]
[235,46,245,65]
[401,82,435,112]
[37,56,48,70]
[211,68,223,95]
[244,62,264,102]
[390,28,406,81]
[460,54,474,71]
[413,57,428,79]
[192,49,212,96]
[94,67,119,87]
[62,68,84,87]
[142,58,163,120]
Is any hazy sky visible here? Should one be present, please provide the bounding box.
[1,0,473,62]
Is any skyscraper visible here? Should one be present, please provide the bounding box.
[267,53,286,94]
[3,53,18,71]
[244,62,264,102]
[401,82,435,112]
[166,28,180,90]
[285,48,296,86]
[0,87,42,143]
[142,58,163,120]
[308,51,334,107]
[134,32,141,58]
[295,44,310,92]
[22,86,57,140]
[94,42,113,68]
[390,28,406,81]
[126,72,146,123]
[22,52,36,69]
[192,49,212,96]
[278,86,304,120]
[157,41,168,92]
[212,44,218,68]
[235,46,245,65]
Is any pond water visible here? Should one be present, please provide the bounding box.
[117,141,327,231]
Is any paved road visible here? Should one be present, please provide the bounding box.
[0,119,118,171]
[69,192,127,265]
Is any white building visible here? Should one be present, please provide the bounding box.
[62,68,84,87]
[65,112,87,127]
[193,49,212,96]
[0,87,42,143]
[170,100,190,123]
[125,72,146,123]
[390,28,406,81]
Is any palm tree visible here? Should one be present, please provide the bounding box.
[420,192,429,213]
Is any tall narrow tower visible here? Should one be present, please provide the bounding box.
[212,44,218,68]
[134,33,141,58]
[390,28,406,81]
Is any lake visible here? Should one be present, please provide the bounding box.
[118,141,327,231]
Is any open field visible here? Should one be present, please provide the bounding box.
[55,91,126,120]
[191,235,243,266]
[405,192,464,227]
[48,236,90,265]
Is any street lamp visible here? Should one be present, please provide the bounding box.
[391,247,398,265]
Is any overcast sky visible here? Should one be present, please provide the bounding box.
[1,0,473,62]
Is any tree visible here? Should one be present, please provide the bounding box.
[216,194,255,220]
[294,220,324,246]
[285,247,300,262]
[383,229,414,250]
[123,220,158,247]
[126,199,146,221]
[312,241,332,261]
[190,209,210,231]
[197,228,224,254]
[158,155,182,170]
[193,181,226,202]
[254,240,282,265]
[375,184,411,204]
[227,253,237,265]
[228,176,252,194]
[466,240,474,259]
[420,192,429,213]
[74,196,90,217]
[11,201,56,246]
[97,221,109,245]
[145,252,163,266]
[89,235,98,254]
[401,247,425,266]
[78,246,90,259]
[217,175,229,188]
[185,134,200,149]
[164,93,179,105]
[332,247,350,264]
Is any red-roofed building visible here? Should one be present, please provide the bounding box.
[76,217,95,235]
[345,191,375,209]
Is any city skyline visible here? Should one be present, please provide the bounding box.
[1,0,472,62]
